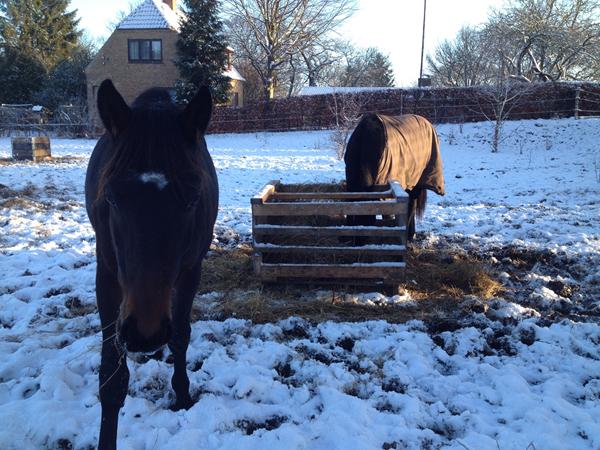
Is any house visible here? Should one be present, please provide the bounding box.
[85,0,245,128]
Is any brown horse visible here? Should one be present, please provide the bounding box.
[344,113,445,240]
[85,80,218,449]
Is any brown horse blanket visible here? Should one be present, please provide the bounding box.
[344,113,445,195]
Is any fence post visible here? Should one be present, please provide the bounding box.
[574,86,581,119]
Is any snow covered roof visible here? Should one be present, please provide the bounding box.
[298,86,396,96]
[117,0,184,32]
[223,66,246,82]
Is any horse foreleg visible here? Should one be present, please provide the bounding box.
[98,331,128,450]
[168,266,200,411]
[96,262,129,450]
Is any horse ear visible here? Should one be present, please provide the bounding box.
[181,86,212,140]
[97,79,130,137]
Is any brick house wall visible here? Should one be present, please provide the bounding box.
[229,79,244,107]
[86,28,180,128]
[85,0,245,130]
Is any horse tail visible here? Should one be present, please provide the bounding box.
[413,188,427,220]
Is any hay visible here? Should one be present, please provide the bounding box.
[276,181,346,193]
[406,246,503,300]
[199,245,260,294]
[195,243,503,324]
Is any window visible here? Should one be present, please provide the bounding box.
[128,39,162,63]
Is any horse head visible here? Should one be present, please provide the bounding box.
[96,80,212,353]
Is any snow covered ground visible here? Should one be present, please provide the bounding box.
[0,118,599,449]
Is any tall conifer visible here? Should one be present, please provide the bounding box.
[0,0,82,102]
[175,0,230,104]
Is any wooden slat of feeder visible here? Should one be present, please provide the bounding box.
[254,243,406,256]
[389,180,407,201]
[270,190,394,201]
[259,262,405,280]
[253,224,406,237]
[252,200,407,217]
[252,253,263,277]
[251,180,280,205]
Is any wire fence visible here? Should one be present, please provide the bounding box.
[0,104,90,138]
[207,83,600,134]
[2,83,600,137]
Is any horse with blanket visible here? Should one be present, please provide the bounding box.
[344,113,445,240]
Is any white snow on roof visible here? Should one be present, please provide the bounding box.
[298,86,396,96]
[223,66,246,82]
[117,0,184,31]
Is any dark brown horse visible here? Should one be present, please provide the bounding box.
[85,80,218,449]
[344,113,445,240]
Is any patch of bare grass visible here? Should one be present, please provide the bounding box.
[0,182,36,199]
[195,243,503,324]
[0,156,85,166]
[0,183,49,210]
[199,245,260,293]
[207,291,419,324]
[406,246,503,300]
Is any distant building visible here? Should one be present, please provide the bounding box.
[85,0,245,128]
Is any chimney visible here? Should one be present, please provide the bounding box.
[163,0,176,10]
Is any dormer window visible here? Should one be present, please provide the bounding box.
[128,39,162,63]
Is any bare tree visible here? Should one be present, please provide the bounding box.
[300,37,342,87]
[223,0,357,102]
[232,57,264,103]
[475,70,534,152]
[327,91,371,159]
[427,26,494,86]
[427,0,600,86]
[483,0,600,82]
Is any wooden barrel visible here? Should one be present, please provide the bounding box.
[11,136,51,162]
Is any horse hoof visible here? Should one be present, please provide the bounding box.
[170,397,194,411]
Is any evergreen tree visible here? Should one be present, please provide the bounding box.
[0,0,82,103]
[0,48,45,103]
[33,44,94,109]
[2,0,81,71]
[340,47,395,87]
[175,0,230,104]
[367,50,395,87]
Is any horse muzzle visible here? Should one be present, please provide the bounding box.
[118,316,172,353]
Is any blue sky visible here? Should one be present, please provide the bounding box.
[70,0,505,86]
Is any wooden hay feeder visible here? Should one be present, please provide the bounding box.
[11,136,51,162]
[251,180,409,289]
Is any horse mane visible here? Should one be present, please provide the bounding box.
[97,88,206,203]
